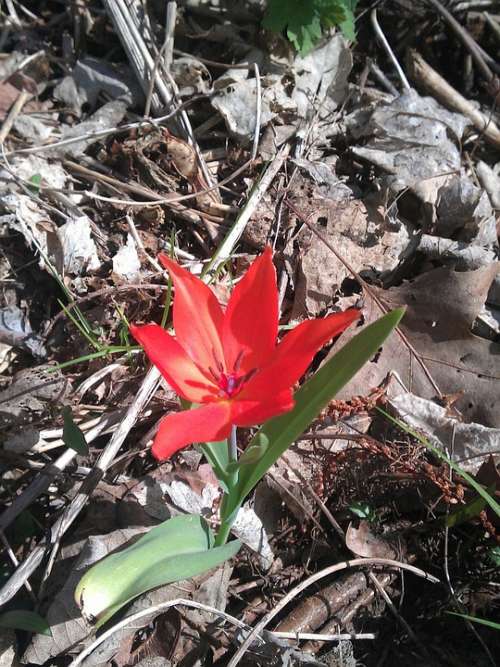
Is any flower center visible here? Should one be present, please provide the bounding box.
[218,372,241,397]
[208,352,257,398]
[213,368,257,398]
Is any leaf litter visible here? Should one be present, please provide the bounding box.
[0,2,499,666]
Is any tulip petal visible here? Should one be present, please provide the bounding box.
[231,389,295,426]
[222,246,279,373]
[159,254,225,373]
[152,402,232,460]
[241,309,361,398]
[131,324,218,403]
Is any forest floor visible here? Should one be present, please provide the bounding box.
[0,1,499,666]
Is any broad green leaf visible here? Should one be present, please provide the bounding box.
[447,612,500,631]
[263,0,349,55]
[0,610,51,636]
[75,515,240,624]
[224,308,405,520]
[378,409,500,521]
[338,0,358,41]
[62,407,89,456]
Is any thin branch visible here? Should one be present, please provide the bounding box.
[69,598,249,667]
[371,10,411,91]
[425,0,495,82]
[251,63,262,162]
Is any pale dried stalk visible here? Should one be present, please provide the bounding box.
[70,596,375,666]
[0,89,31,144]
[102,0,216,193]
[205,144,290,274]
[371,10,410,91]
[408,50,500,149]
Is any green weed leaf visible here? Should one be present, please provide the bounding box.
[62,407,89,456]
[264,0,356,54]
[28,174,42,194]
[349,501,377,522]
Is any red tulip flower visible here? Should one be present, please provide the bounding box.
[131,247,360,460]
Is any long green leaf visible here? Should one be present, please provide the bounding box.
[75,515,240,624]
[0,610,51,636]
[225,308,405,519]
[447,612,500,631]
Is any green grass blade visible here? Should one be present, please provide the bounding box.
[57,299,100,350]
[49,346,135,372]
[447,612,500,631]
[378,409,500,520]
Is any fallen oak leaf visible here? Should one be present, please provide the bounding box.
[338,263,500,428]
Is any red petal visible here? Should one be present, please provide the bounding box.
[241,309,361,398]
[231,389,295,426]
[131,324,218,403]
[222,246,279,373]
[159,254,225,373]
[151,402,232,460]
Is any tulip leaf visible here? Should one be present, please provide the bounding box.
[75,514,240,625]
[225,308,405,520]
[0,610,52,636]
[199,440,231,492]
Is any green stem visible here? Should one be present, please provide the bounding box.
[213,509,234,547]
[229,424,238,462]
[214,426,239,547]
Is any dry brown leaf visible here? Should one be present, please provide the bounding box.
[289,188,415,318]
[0,80,23,118]
[338,263,500,427]
[345,521,397,559]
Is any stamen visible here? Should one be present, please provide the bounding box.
[207,366,219,382]
[233,349,245,373]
